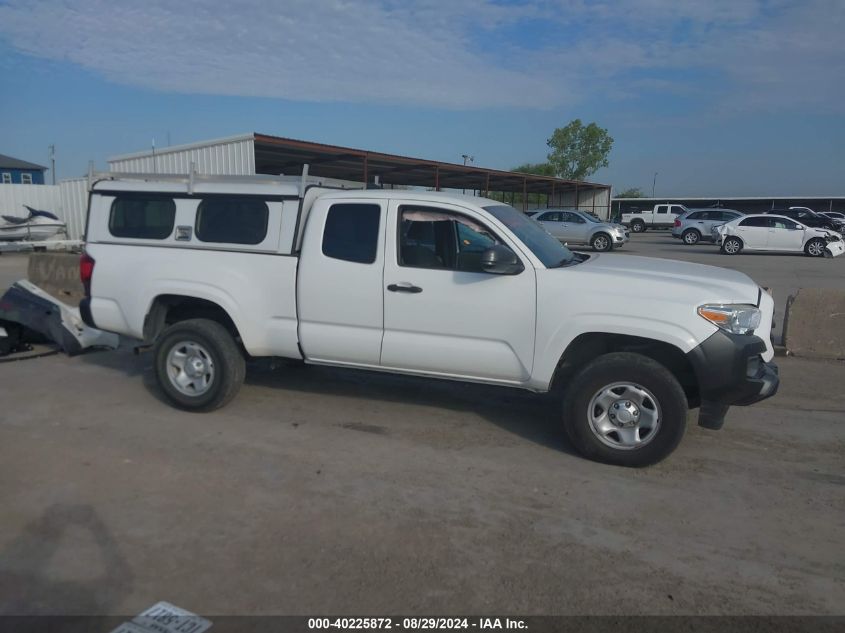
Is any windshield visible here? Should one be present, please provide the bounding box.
[483,204,576,267]
[582,213,600,223]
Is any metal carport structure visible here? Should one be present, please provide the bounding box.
[109,133,612,217]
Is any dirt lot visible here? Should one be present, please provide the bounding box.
[1,242,843,617]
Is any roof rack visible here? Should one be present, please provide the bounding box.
[87,162,316,197]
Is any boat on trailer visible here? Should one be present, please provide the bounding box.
[0,206,66,241]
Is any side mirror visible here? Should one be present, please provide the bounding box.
[481,245,524,275]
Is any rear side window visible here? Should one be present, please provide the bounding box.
[196,197,269,244]
[322,203,381,264]
[740,217,770,228]
[687,212,704,220]
[109,197,176,239]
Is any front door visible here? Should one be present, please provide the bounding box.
[381,201,536,383]
[767,217,805,251]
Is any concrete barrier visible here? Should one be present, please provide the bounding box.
[27,252,84,305]
[783,288,845,360]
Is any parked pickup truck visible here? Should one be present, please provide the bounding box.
[622,203,688,232]
[80,172,779,466]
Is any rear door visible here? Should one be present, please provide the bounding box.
[297,198,387,365]
[535,211,564,239]
[734,216,771,249]
[654,205,669,227]
[381,201,536,383]
[560,211,589,243]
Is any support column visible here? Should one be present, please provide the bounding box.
[362,155,368,187]
[523,178,527,213]
[435,166,440,191]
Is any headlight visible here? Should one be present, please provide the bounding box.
[697,304,761,335]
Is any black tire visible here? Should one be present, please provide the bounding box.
[721,236,742,255]
[804,238,826,257]
[153,318,245,411]
[591,232,613,252]
[681,229,701,245]
[561,352,687,467]
[630,220,645,233]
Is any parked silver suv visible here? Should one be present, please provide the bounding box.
[672,209,743,245]
[530,208,628,252]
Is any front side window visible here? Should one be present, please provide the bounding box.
[399,207,503,273]
[196,197,269,244]
[771,218,799,230]
[20,173,33,184]
[322,203,381,264]
[109,196,176,239]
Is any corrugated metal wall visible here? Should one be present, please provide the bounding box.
[549,186,611,219]
[108,137,255,175]
[58,178,89,240]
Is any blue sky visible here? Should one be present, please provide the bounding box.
[1,0,843,195]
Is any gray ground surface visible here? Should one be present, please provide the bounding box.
[1,242,843,617]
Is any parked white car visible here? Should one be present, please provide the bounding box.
[715,214,844,257]
[528,208,628,251]
[80,171,779,467]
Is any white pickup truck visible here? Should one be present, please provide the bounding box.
[80,172,779,466]
[622,203,688,232]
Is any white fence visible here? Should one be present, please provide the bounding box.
[0,180,88,240]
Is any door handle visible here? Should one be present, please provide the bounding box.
[387,283,423,294]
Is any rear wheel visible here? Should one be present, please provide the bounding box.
[805,238,826,257]
[591,232,612,252]
[630,220,645,233]
[682,229,701,245]
[562,352,687,467]
[721,236,742,255]
[153,318,245,411]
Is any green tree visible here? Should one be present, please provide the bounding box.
[545,119,613,181]
[616,187,645,198]
[511,162,556,177]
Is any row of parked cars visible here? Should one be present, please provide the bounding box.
[669,206,845,257]
[525,204,845,257]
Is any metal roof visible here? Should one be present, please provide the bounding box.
[252,133,607,195]
[0,153,47,171]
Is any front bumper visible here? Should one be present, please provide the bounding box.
[686,329,779,428]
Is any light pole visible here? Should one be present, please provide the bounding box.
[49,145,55,184]
[652,172,658,198]
[461,154,474,194]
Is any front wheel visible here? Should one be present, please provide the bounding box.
[591,232,612,252]
[153,318,246,411]
[805,238,826,257]
[562,352,687,467]
[630,220,645,233]
[721,236,742,255]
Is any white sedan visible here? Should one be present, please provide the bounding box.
[714,214,844,257]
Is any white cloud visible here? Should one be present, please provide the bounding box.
[0,0,841,111]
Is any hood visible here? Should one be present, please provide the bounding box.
[567,254,760,304]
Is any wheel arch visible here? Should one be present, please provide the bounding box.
[551,332,700,407]
[144,294,243,346]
